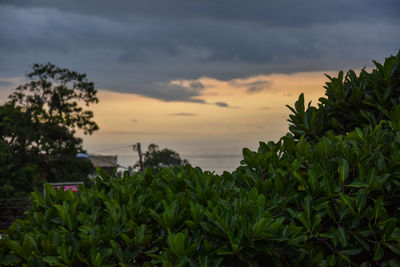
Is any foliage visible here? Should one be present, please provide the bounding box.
[1,167,307,266]
[1,52,400,266]
[0,63,98,199]
[287,51,400,140]
[0,104,39,198]
[137,144,190,170]
[9,63,98,135]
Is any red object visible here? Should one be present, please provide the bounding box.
[55,185,79,192]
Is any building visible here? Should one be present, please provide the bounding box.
[88,154,118,178]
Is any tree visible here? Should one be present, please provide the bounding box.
[136,144,190,170]
[0,63,99,198]
[9,63,98,136]
[0,103,40,198]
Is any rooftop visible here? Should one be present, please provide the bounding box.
[89,154,118,168]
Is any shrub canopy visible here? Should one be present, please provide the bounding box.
[1,51,400,266]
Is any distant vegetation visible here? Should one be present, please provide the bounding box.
[1,51,400,266]
[136,143,190,170]
[0,63,99,200]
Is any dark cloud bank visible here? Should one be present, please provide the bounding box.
[0,80,15,87]
[168,113,197,117]
[0,0,399,103]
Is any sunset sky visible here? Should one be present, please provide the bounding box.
[0,1,399,173]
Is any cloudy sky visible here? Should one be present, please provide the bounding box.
[0,0,399,172]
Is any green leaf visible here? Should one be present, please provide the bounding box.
[42,256,62,266]
[109,240,122,262]
[373,197,386,221]
[217,246,234,255]
[383,242,400,255]
[373,242,384,261]
[308,166,320,193]
[339,248,362,256]
[337,227,348,247]
[347,181,368,188]
[355,189,367,213]
[3,239,25,258]
[339,193,355,213]
[295,93,305,115]
[381,218,396,239]
[290,234,307,244]
[304,195,311,221]
[352,234,370,251]
[360,262,372,267]
[44,183,57,199]
[0,255,22,265]
[338,159,349,182]
[251,218,269,237]
[337,252,351,263]
[167,232,186,257]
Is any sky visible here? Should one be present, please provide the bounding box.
[0,1,399,173]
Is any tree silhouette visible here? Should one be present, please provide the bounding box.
[0,63,99,198]
[136,144,190,170]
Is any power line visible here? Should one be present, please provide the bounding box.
[90,144,132,154]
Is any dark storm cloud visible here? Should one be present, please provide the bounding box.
[137,81,205,103]
[0,1,399,102]
[3,0,399,25]
[215,102,229,108]
[168,113,197,116]
[246,81,273,93]
[0,80,14,87]
[230,80,273,93]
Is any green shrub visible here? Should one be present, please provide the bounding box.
[287,51,400,140]
[1,51,400,266]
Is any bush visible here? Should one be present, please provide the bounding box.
[287,52,400,140]
[1,51,400,266]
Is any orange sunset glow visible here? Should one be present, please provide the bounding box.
[79,71,337,173]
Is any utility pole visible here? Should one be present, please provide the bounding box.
[133,143,144,172]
